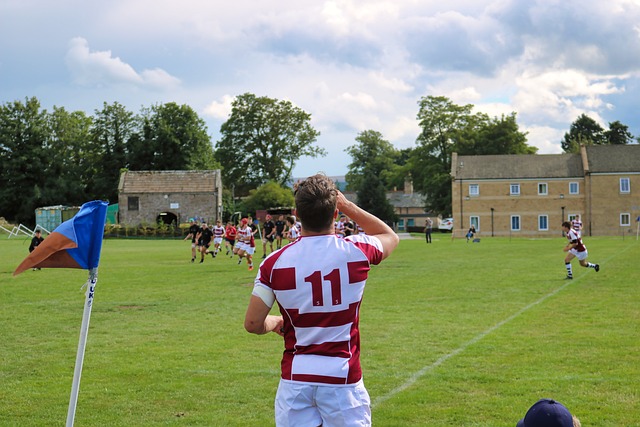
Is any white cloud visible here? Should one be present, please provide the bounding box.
[203,95,234,120]
[521,125,566,154]
[64,37,180,89]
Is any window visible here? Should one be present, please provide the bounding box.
[470,216,479,231]
[407,218,415,227]
[128,196,139,211]
[568,214,577,222]
[511,215,521,231]
[569,182,579,194]
[620,178,630,193]
[398,219,405,231]
[620,213,631,226]
[538,215,549,231]
[469,184,479,196]
[538,183,548,195]
[510,183,520,195]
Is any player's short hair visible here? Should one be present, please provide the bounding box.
[294,174,337,232]
[562,221,571,229]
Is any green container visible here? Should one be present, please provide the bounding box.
[35,205,80,231]
[106,204,119,224]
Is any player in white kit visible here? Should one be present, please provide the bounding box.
[244,174,399,427]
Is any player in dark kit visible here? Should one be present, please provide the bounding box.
[197,223,214,263]
[262,214,276,259]
[29,230,45,270]
[274,214,286,249]
[184,219,201,262]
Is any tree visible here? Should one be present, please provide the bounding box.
[0,97,50,224]
[88,102,137,202]
[44,106,94,205]
[355,169,397,224]
[467,113,535,155]
[410,96,477,216]
[562,114,605,152]
[133,103,218,171]
[605,120,634,145]
[215,93,324,195]
[345,130,400,191]
[241,181,295,217]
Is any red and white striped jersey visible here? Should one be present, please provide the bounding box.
[566,228,586,252]
[212,225,225,238]
[571,219,583,234]
[288,224,300,240]
[252,233,384,385]
[237,225,252,243]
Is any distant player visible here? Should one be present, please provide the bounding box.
[262,214,276,259]
[225,222,237,256]
[571,214,583,236]
[197,223,213,263]
[184,219,200,263]
[207,219,225,257]
[285,216,299,242]
[29,230,45,271]
[236,218,255,270]
[562,221,599,279]
[274,215,286,249]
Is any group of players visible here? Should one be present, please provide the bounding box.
[183,213,363,271]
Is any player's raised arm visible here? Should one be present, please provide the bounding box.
[336,190,399,260]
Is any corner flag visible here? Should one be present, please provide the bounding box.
[13,200,108,427]
[14,200,108,275]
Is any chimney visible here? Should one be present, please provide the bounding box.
[404,174,413,195]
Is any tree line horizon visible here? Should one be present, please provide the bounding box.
[1,94,636,226]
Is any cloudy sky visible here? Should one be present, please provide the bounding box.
[2,0,639,177]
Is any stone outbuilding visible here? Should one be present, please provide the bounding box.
[118,170,223,226]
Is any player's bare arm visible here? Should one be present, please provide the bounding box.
[336,190,399,259]
[244,295,284,336]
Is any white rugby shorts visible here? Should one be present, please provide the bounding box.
[569,248,588,261]
[275,379,371,427]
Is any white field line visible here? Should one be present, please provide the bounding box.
[371,243,636,409]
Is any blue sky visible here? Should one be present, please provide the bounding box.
[1,0,639,177]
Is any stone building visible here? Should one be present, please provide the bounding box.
[118,170,223,226]
[451,144,640,237]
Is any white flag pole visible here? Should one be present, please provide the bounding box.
[66,267,98,427]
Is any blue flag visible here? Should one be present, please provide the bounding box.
[14,201,108,276]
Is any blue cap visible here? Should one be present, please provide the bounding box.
[517,399,574,427]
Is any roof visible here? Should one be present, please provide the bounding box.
[452,153,584,180]
[387,191,425,208]
[585,144,640,173]
[118,170,221,194]
[342,191,427,210]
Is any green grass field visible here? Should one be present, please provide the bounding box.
[1,233,638,426]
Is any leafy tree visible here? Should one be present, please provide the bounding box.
[605,120,634,145]
[215,93,324,195]
[562,114,605,152]
[345,130,400,191]
[410,96,477,216]
[242,181,295,217]
[43,106,94,204]
[458,113,538,156]
[355,169,397,224]
[133,103,218,171]
[0,97,50,224]
[88,102,137,202]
